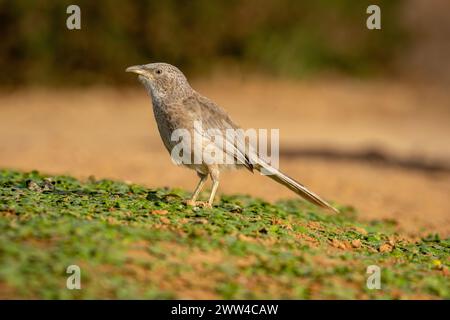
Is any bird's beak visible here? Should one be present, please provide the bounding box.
[125,65,147,76]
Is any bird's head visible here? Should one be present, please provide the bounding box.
[126,62,192,103]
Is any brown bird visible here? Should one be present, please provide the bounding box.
[126,62,338,213]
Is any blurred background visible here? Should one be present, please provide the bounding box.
[0,0,449,235]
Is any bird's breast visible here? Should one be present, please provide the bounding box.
[151,102,195,152]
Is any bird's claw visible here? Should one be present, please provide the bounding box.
[184,200,212,208]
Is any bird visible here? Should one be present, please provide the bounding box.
[126,62,338,213]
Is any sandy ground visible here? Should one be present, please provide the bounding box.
[0,77,449,236]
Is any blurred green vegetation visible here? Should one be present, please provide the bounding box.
[0,0,407,86]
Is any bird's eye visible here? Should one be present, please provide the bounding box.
[155,69,162,75]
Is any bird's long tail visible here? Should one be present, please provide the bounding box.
[254,160,339,213]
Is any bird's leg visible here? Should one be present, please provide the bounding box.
[207,169,220,207]
[190,173,208,202]
[207,180,219,207]
[184,173,208,207]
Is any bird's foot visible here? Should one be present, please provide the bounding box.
[183,199,212,209]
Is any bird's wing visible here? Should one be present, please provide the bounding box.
[181,93,254,171]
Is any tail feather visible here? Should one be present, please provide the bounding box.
[255,161,339,213]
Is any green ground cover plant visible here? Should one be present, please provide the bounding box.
[0,169,448,299]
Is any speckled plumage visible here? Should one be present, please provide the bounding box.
[126,62,337,212]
